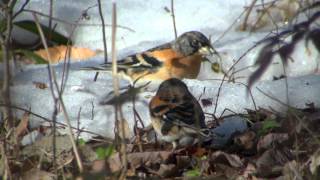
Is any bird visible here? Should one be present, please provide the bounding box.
[81,31,220,84]
[149,78,211,149]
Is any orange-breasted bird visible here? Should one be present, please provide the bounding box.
[81,31,219,84]
[149,78,212,149]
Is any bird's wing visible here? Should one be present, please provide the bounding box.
[80,52,163,73]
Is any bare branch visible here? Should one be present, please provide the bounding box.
[111,2,128,177]
[170,0,177,39]
[12,0,30,19]
[240,0,258,31]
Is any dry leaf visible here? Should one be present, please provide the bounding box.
[257,133,289,152]
[255,148,292,178]
[238,163,257,179]
[108,151,172,172]
[91,160,107,173]
[310,150,320,174]
[15,112,30,139]
[209,151,243,168]
[35,45,97,63]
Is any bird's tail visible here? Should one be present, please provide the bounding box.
[79,64,112,72]
[79,62,132,72]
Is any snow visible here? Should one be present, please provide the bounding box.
[2,0,320,140]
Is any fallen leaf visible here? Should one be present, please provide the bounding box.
[239,163,257,179]
[15,112,30,139]
[108,151,172,172]
[209,151,243,168]
[157,164,178,177]
[255,148,292,178]
[257,133,289,152]
[309,150,320,174]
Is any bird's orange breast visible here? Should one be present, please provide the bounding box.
[132,49,203,81]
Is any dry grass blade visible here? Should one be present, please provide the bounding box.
[170,0,177,39]
[110,1,128,178]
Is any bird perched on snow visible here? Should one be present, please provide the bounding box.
[149,78,211,149]
[81,31,219,84]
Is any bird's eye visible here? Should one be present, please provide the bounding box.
[171,98,178,103]
[191,40,198,47]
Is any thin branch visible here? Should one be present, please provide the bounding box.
[214,8,247,44]
[0,104,106,138]
[32,13,84,173]
[213,37,265,115]
[97,0,108,63]
[12,0,30,19]
[94,0,109,81]
[240,0,258,31]
[111,2,128,178]
[170,0,177,39]
[48,0,53,41]
[0,2,17,179]
[1,0,16,129]
[47,66,58,174]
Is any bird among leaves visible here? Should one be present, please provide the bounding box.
[149,78,212,149]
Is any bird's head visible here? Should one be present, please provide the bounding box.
[174,31,220,60]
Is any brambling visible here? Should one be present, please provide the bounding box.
[81,31,219,83]
[149,78,211,149]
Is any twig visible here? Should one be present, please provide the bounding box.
[94,0,109,81]
[46,0,57,174]
[256,87,290,108]
[76,107,82,141]
[250,0,278,31]
[110,2,128,178]
[213,39,263,115]
[240,0,258,31]
[48,0,53,41]
[32,12,84,173]
[0,104,106,138]
[97,0,108,63]
[47,66,58,174]
[170,0,177,39]
[0,2,17,179]
[12,0,30,19]
[60,4,94,95]
[214,6,247,43]
[1,0,16,131]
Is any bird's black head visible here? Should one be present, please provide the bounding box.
[156,78,191,103]
[173,31,217,56]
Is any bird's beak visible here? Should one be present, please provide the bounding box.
[199,46,221,63]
